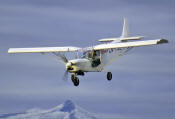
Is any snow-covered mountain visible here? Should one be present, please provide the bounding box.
[0,100,98,119]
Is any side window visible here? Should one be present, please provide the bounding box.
[94,50,100,57]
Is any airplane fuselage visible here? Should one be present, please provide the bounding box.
[66,46,132,73]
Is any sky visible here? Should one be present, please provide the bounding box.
[0,0,175,119]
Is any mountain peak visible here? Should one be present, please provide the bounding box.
[60,100,75,112]
[0,100,98,119]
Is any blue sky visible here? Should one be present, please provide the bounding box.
[0,0,175,119]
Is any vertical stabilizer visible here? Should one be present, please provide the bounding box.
[121,18,129,38]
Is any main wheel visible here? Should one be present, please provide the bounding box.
[71,74,79,86]
[107,72,112,81]
[74,77,79,86]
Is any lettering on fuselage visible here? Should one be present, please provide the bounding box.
[101,47,131,55]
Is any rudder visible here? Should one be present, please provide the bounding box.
[121,18,129,38]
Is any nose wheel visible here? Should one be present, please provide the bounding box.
[71,74,79,86]
[107,72,112,81]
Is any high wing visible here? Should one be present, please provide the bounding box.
[8,46,81,54]
[94,39,168,50]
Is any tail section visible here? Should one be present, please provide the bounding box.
[121,18,129,38]
[98,18,144,43]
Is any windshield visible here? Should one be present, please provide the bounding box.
[81,50,91,58]
[80,50,100,59]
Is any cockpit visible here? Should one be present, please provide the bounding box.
[81,50,100,59]
[80,50,101,67]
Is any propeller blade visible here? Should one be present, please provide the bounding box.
[62,70,69,81]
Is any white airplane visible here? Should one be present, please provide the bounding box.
[8,19,168,86]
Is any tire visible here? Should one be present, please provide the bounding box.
[74,77,79,86]
[71,74,79,86]
[107,72,112,81]
[71,74,75,81]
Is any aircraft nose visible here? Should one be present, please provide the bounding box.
[66,62,71,67]
[66,62,74,71]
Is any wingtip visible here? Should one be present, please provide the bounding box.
[157,39,168,44]
[8,48,12,54]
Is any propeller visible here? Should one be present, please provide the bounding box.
[53,53,76,81]
[62,61,76,81]
[62,62,75,81]
[53,53,69,81]
[62,70,69,81]
[51,53,72,81]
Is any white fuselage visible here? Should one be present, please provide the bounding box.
[66,58,94,72]
[66,46,132,73]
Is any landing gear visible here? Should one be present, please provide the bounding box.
[71,74,79,86]
[107,72,112,81]
[77,71,84,76]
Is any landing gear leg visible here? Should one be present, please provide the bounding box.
[107,72,112,81]
[71,74,79,86]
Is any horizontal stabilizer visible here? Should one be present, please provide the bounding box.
[94,39,168,50]
[8,46,81,54]
[120,36,144,41]
[98,36,144,42]
[98,38,118,42]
